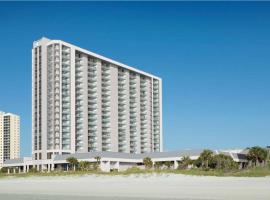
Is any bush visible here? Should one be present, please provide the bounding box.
[211,154,238,171]
[154,162,163,170]
[143,157,153,169]
[0,167,8,173]
[193,157,202,168]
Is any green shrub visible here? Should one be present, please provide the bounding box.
[0,167,8,173]
[143,157,153,169]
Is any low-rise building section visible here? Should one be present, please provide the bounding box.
[4,149,248,173]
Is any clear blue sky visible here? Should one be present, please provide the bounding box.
[0,2,269,157]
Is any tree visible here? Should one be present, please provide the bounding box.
[143,157,153,169]
[93,156,101,170]
[247,146,268,167]
[179,156,192,169]
[199,149,214,169]
[66,157,79,171]
[95,156,101,164]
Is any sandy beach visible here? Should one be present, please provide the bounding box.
[0,174,269,200]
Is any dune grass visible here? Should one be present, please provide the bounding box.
[0,166,269,178]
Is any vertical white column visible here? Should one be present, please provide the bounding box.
[146,78,152,152]
[96,60,102,151]
[70,46,76,154]
[41,43,48,160]
[159,79,163,152]
[82,55,88,152]
[136,75,141,153]
[174,160,179,169]
[110,65,118,152]
[125,71,130,153]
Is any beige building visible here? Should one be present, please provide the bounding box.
[0,112,20,168]
[32,37,162,160]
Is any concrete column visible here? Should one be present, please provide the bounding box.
[19,167,21,173]
[174,160,179,169]
[13,168,16,174]
[7,168,10,174]
[51,164,54,171]
[23,165,26,173]
[116,161,120,171]
[100,161,110,172]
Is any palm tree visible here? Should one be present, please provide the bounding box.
[180,156,192,169]
[247,146,268,167]
[199,149,213,169]
[143,157,153,169]
[79,161,91,171]
[93,156,101,170]
[66,157,78,171]
[95,156,101,164]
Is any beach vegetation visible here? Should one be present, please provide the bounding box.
[247,146,268,167]
[143,157,153,169]
[66,157,79,171]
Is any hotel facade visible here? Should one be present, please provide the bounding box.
[3,38,249,172]
[0,112,20,168]
[32,38,162,160]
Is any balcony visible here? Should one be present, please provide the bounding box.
[118,76,126,81]
[62,60,70,66]
[102,123,111,128]
[75,71,83,79]
[62,127,70,133]
[102,87,110,93]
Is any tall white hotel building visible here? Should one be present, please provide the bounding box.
[32,38,162,160]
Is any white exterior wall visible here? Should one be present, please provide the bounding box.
[96,60,103,152]
[32,37,162,160]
